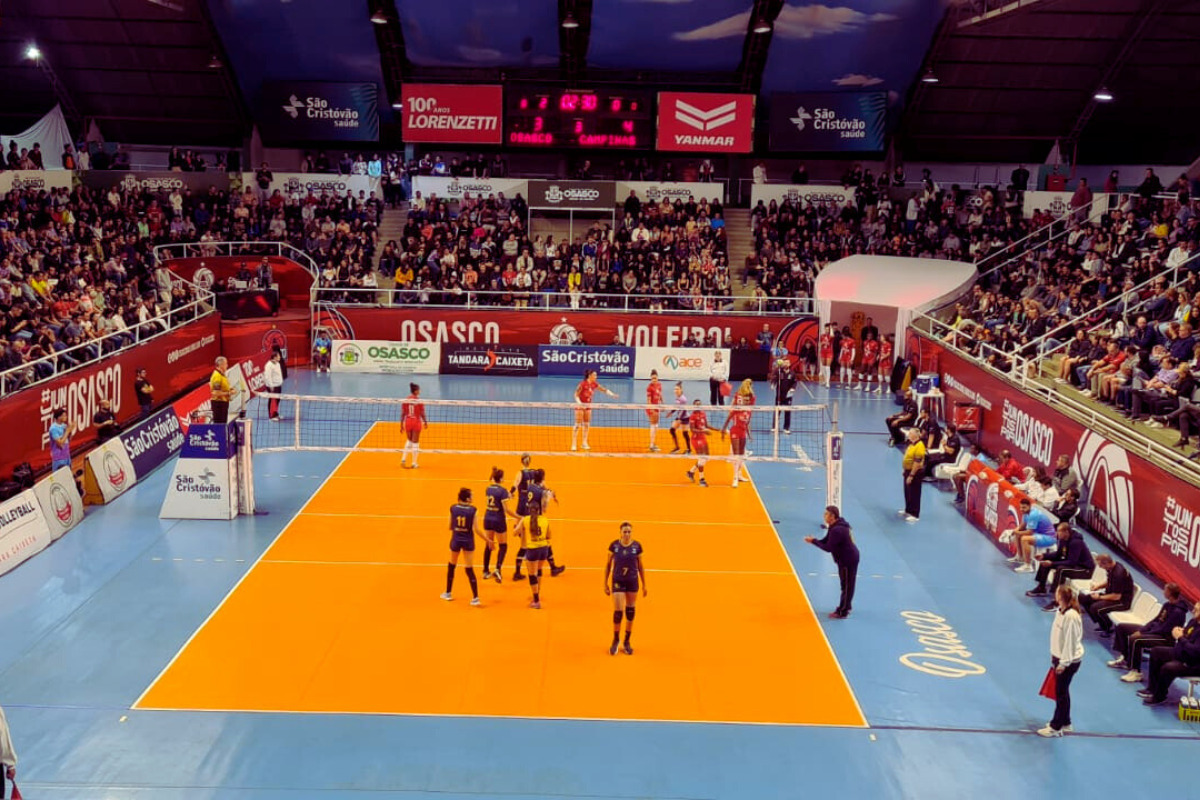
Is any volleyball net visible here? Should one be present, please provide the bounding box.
[251,394,830,466]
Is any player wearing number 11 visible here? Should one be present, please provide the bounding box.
[442,487,492,606]
[605,522,646,655]
[572,369,618,451]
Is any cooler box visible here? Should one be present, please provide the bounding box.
[954,401,980,433]
[913,372,939,394]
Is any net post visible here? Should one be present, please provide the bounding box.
[293,394,302,449]
[826,401,843,511]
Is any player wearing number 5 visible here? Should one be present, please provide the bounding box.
[572,369,618,451]
[442,487,491,606]
[605,522,646,655]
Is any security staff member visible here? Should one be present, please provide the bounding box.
[209,356,234,424]
[806,505,860,619]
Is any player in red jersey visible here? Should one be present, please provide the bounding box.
[645,369,663,452]
[684,399,719,487]
[877,334,895,395]
[572,369,618,451]
[720,379,755,487]
[818,323,835,388]
[859,332,880,392]
[400,382,428,469]
[837,335,856,387]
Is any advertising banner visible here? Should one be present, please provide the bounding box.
[527,180,616,211]
[79,171,232,195]
[750,183,856,210]
[616,180,725,205]
[412,176,529,201]
[401,84,503,144]
[119,408,185,480]
[1021,191,1108,223]
[656,92,755,153]
[160,423,238,520]
[962,459,1029,545]
[538,346,635,378]
[32,465,85,542]
[317,306,811,351]
[0,170,74,194]
[330,340,441,375]
[248,172,382,199]
[441,343,539,376]
[258,81,380,143]
[910,331,1200,601]
[769,92,886,152]
[82,435,136,505]
[0,314,220,480]
[0,488,51,577]
[634,346,730,381]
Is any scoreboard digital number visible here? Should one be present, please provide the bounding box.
[505,87,654,149]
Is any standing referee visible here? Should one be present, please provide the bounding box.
[806,505,860,619]
[209,356,234,424]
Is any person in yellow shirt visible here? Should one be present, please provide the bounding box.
[209,356,234,423]
[899,427,926,523]
[515,500,551,609]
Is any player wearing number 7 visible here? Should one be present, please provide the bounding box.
[572,369,618,451]
[605,522,647,655]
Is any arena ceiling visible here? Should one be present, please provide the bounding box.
[0,0,1196,165]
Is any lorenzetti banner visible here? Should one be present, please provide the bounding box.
[909,330,1200,602]
[401,84,503,144]
[527,180,616,210]
[257,81,380,143]
[656,92,755,153]
[769,92,886,152]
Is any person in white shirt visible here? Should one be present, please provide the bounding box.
[264,350,284,420]
[708,351,730,406]
[752,163,767,185]
[1041,584,1084,737]
[1167,239,1194,270]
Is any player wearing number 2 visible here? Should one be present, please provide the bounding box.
[572,369,618,451]
[443,487,491,606]
[605,522,647,655]
[401,382,428,469]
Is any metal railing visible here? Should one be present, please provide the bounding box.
[311,286,814,316]
[975,194,1109,281]
[909,314,1200,484]
[0,294,215,397]
[153,240,322,278]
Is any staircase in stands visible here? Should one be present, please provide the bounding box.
[723,207,758,309]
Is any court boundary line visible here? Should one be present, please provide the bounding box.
[257,559,792,576]
[300,512,786,527]
[130,426,377,711]
[745,478,870,729]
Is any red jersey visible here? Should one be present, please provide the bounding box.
[402,396,424,421]
[862,339,880,364]
[646,381,663,406]
[819,334,834,359]
[576,379,597,404]
[689,410,710,440]
[729,409,750,438]
[838,343,856,365]
[880,340,894,365]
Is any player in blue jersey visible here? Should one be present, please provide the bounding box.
[511,454,537,580]
[532,468,565,576]
[442,487,491,606]
[482,467,518,582]
[604,521,647,655]
[668,382,692,454]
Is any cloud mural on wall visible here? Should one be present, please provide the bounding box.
[674,3,897,41]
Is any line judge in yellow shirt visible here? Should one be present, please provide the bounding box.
[899,427,926,523]
[209,356,234,424]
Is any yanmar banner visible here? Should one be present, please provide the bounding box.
[316,306,813,351]
[656,92,755,153]
[401,84,503,144]
[910,331,1200,601]
[769,92,886,152]
[0,314,220,480]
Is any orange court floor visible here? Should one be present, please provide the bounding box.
[136,422,864,727]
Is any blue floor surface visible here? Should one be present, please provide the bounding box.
[1,371,1193,799]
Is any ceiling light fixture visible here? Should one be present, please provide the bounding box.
[370,9,388,25]
[752,18,773,34]
[1093,86,1114,102]
[392,101,404,109]
[207,53,223,69]
[25,44,41,60]
[921,67,939,84]
[561,13,580,29]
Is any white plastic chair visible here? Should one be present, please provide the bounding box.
[1070,563,1107,594]
[934,448,972,482]
[1109,590,1159,628]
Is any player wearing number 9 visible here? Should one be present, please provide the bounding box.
[605,522,647,656]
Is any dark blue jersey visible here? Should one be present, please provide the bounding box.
[609,539,644,581]
[484,484,510,527]
[514,468,536,514]
[450,503,476,538]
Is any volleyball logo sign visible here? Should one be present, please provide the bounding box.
[1074,430,1134,548]
[103,450,128,491]
[775,316,818,361]
[48,482,81,527]
[193,268,215,290]
[549,318,581,345]
[262,328,288,354]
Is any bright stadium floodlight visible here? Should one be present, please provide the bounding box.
[370,9,388,24]
[1093,86,1114,102]
[921,67,939,84]
[561,12,580,29]
[207,54,223,69]
[25,44,41,60]
[752,18,773,34]
[392,101,403,109]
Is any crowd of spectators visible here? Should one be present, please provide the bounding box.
[377,189,732,311]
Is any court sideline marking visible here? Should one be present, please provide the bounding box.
[130,427,376,710]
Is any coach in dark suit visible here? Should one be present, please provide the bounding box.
[806,505,860,619]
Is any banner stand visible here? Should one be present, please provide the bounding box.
[159,422,240,520]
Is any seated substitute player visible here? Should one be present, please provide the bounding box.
[645,369,664,452]
[685,399,719,487]
[604,521,647,656]
[572,369,618,451]
[515,500,552,609]
[401,382,428,469]
[510,454,536,580]
[668,382,692,454]
[442,487,492,606]
[482,467,519,583]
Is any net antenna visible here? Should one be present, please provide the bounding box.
[826,401,843,509]
[252,395,829,468]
